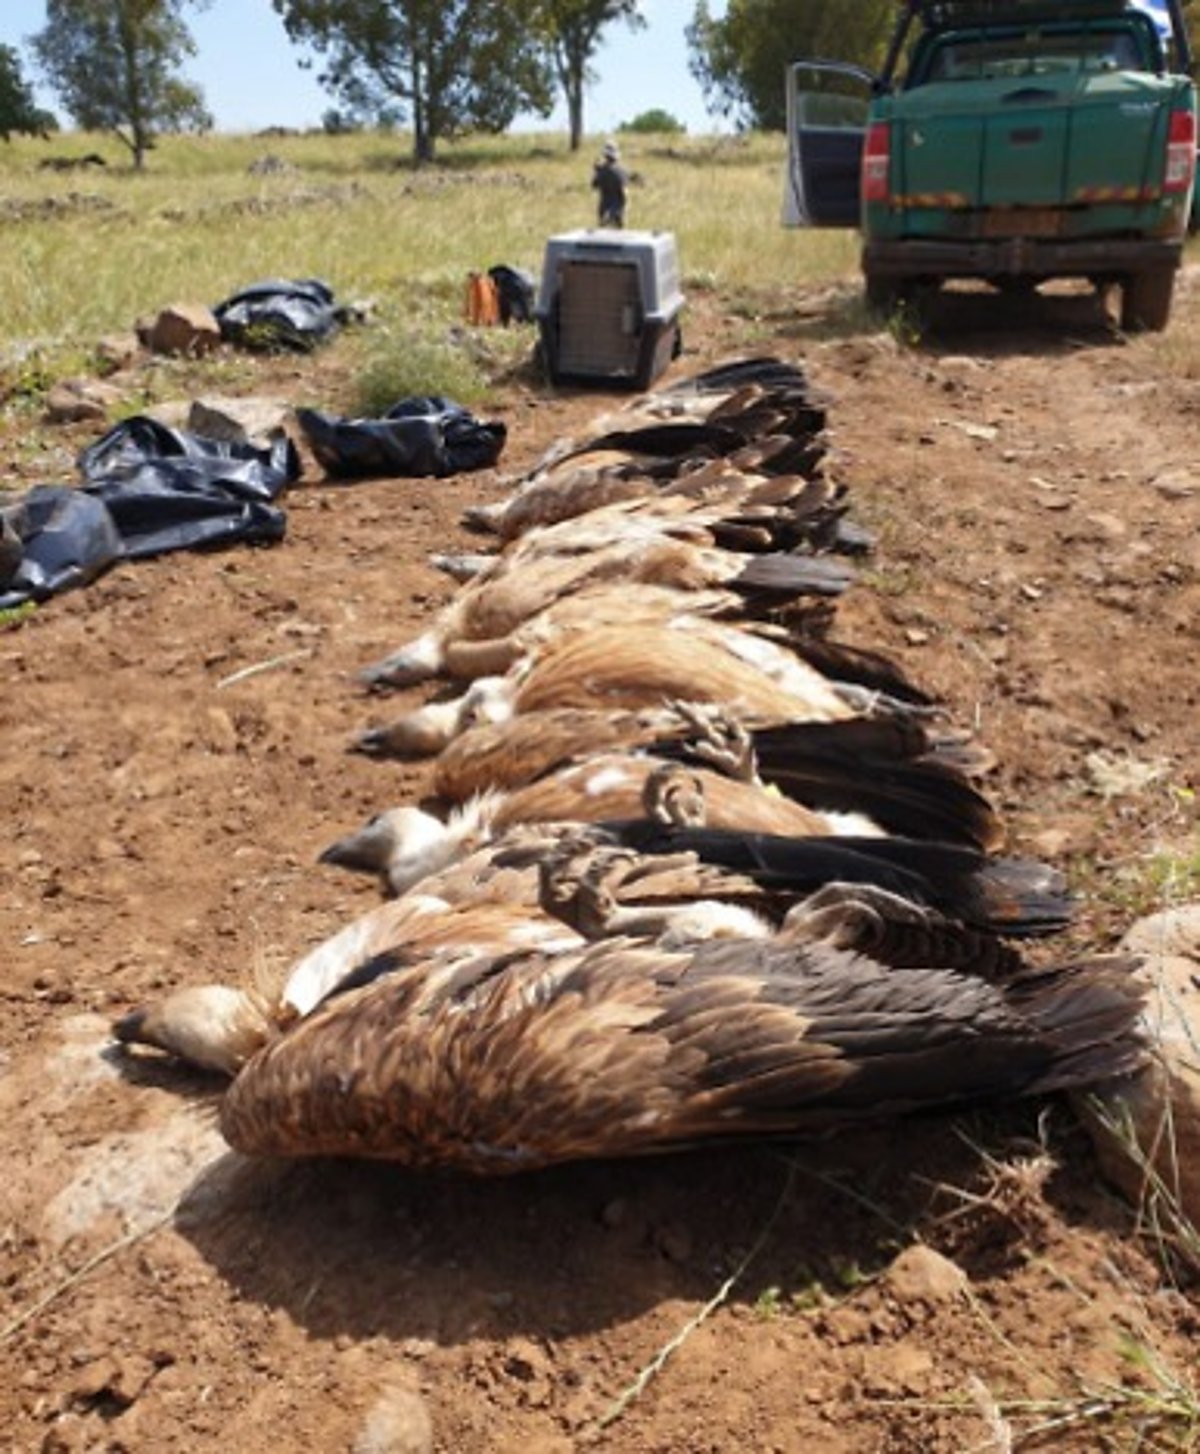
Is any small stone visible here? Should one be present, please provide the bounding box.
[1084,512,1127,542]
[951,421,999,443]
[95,333,142,374]
[44,377,123,424]
[883,1245,968,1306]
[70,1352,154,1407]
[1152,471,1195,500]
[352,1384,434,1454]
[400,1337,436,1360]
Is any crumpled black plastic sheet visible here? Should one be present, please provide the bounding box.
[213,277,343,352]
[80,416,298,501]
[79,416,295,561]
[0,486,123,610]
[296,396,507,480]
[0,417,298,608]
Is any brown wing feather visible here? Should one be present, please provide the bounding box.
[221,936,1145,1173]
[492,756,831,836]
[433,709,675,800]
[513,626,850,721]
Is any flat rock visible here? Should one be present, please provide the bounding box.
[140,303,222,357]
[44,377,123,424]
[188,394,293,447]
[1074,904,1200,1258]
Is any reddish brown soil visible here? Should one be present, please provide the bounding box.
[3,274,1200,1453]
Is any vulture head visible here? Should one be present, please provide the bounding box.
[113,984,272,1077]
[320,799,498,897]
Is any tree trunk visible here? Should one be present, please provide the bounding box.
[411,52,432,165]
[567,76,583,152]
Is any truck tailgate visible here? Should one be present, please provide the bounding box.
[893,72,1174,208]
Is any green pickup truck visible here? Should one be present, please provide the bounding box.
[785,0,1197,329]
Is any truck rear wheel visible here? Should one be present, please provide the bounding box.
[864,271,903,314]
[1121,268,1175,332]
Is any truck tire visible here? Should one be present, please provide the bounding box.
[864,270,903,314]
[1121,268,1175,332]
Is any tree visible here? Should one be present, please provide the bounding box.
[271,0,555,163]
[0,45,57,141]
[31,0,211,170]
[687,0,893,131]
[531,1,643,152]
[619,107,685,134]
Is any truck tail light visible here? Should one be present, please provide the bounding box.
[1164,108,1196,195]
[862,121,891,203]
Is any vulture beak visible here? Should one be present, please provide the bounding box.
[318,819,393,873]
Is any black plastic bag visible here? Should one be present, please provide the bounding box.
[85,475,286,560]
[488,265,537,324]
[296,396,507,480]
[214,277,341,352]
[77,415,295,559]
[0,485,123,609]
[80,416,299,502]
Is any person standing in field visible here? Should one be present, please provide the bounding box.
[592,140,628,228]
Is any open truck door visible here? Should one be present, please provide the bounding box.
[783,62,877,227]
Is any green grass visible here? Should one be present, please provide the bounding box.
[0,127,859,385]
[6,123,1191,399]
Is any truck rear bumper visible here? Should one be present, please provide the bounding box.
[863,236,1183,281]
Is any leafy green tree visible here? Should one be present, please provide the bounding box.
[687,0,893,131]
[619,107,685,134]
[0,45,57,141]
[31,0,211,170]
[271,0,555,163]
[531,1,643,151]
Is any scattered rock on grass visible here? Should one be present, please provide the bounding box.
[139,303,222,357]
[95,333,143,374]
[44,377,123,424]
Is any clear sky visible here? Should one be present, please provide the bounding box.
[0,0,729,138]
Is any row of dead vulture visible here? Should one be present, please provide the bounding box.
[115,357,1148,1173]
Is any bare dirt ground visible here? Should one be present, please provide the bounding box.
[3,273,1200,1453]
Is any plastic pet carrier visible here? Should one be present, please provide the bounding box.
[535,230,685,390]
